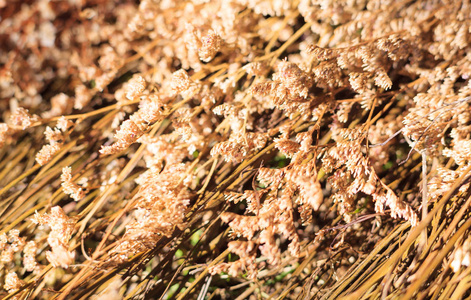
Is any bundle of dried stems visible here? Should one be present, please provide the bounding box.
[1,0,471,299]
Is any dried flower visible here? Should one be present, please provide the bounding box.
[9,107,39,130]
[36,119,71,165]
[125,75,146,100]
[74,84,93,110]
[4,272,24,293]
[32,206,76,268]
[61,167,86,201]
[451,238,471,272]
[0,123,9,148]
[199,30,222,62]
[23,241,38,272]
[43,93,73,118]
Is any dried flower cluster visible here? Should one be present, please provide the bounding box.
[450,237,471,273]
[36,117,72,166]
[61,167,86,201]
[2,0,471,299]
[32,207,76,269]
[112,163,192,260]
[0,229,38,297]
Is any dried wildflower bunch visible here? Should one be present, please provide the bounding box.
[32,207,76,269]
[36,117,72,166]
[2,0,471,299]
[111,163,193,260]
